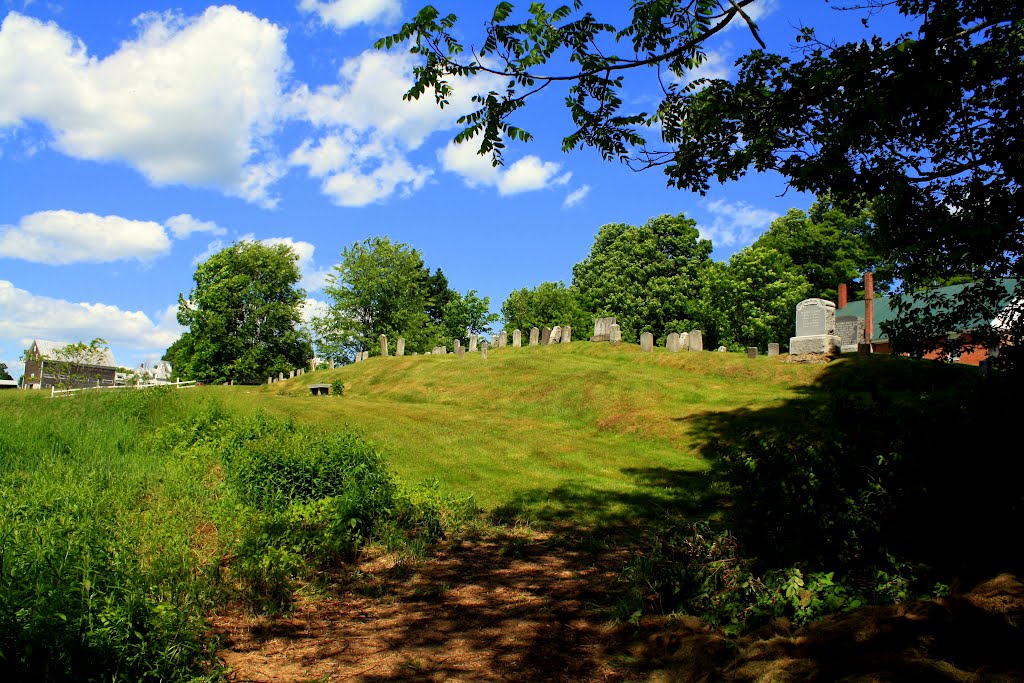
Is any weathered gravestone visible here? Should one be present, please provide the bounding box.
[561,326,572,343]
[550,326,562,344]
[512,329,522,348]
[790,299,842,356]
[590,316,617,342]
[453,339,461,354]
[379,334,388,357]
[835,315,864,353]
[310,359,316,372]
[498,331,507,348]
[441,346,448,355]
[690,330,703,352]
[530,327,540,346]
[717,346,727,352]
[328,358,335,370]
[480,340,488,359]
[640,332,654,352]
[680,332,690,351]
[278,372,284,380]
[396,338,405,356]
[768,343,780,357]
[289,370,295,378]
[609,324,622,344]
[268,377,272,384]
[457,346,465,358]
[542,327,551,345]
[667,332,680,352]
[747,347,758,359]
[469,334,478,352]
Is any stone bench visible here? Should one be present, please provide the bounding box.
[309,384,330,396]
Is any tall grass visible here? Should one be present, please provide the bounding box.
[0,388,228,681]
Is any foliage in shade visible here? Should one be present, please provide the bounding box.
[443,289,500,343]
[572,213,713,343]
[0,362,12,380]
[174,241,311,384]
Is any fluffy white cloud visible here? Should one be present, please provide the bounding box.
[563,184,591,208]
[438,142,571,195]
[300,297,329,324]
[0,210,170,264]
[289,50,569,204]
[700,199,781,248]
[299,0,401,31]
[0,280,183,353]
[0,8,291,206]
[191,234,330,292]
[165,214,227,240]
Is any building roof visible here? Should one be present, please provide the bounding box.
[0,379,18,388]
[30,339,117,367]
[840,279,1019,341]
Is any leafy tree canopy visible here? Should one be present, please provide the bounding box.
[319,236,434,356]
[572,213,712,342]
[443,289,500,342]
[753,200,890,302]
[384,0,1022,366]
[501,281,589,337]
[174,241,310,383]
[0,362,12,381]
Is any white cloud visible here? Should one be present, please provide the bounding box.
[676,48,733,88]
[0,279,183,353]
[191,235,330,292]
[298,0,401,31]
[0,8,291,206]
[700,199,780,248]
[289,49,569,204]
[438,142,571,195]
[300,297,329,324]
[191,239,227,266]
[563,184,591,208]
[165,214,227,240]
[0,210,170,264]
[726,0,777,29]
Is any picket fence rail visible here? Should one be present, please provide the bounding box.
[50,379,197,398]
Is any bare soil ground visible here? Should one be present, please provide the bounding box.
[212,529,1024,683]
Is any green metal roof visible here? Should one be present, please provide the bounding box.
[838,279,1019,341]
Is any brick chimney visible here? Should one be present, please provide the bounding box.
[864,271,875,345]
[837,283,848,309]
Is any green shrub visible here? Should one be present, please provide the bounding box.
[331,380,343,396]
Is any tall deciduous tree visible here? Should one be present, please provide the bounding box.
[384,0,1023,366]
[572,214,712,342]
[501,281,589,337]
[0,362,12,381]
[443,289,500,343]
[173,241,310,383]
[320,236,434,356]
[753,200,888,302]
[703,246,812,350]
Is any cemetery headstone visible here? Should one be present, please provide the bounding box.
[717,346,727,352]
[512,329,522,348]
[689,330,703,352]
[310,359,316,372]
[441,346,448,355]
[379,334,388,357]
[268,377,272,384]
[457,346,465,358]
[328,358,335,370]
[590,316,616,342]
[747,347,758,359]
[530,327,539,345]
[397,337,405,356]
[667,332,680,352]
[454,339,461,354]
[550,326,562,344]
[498,331,508,348]
[767,343,780,356]
[480,340,488,359]
[836,315,864,353]
[790,299,842,357]
[289,370,295,378]
[561,326,572,343]
[609,324,622,344]
[278,372,284,380]
[542,327,551,345]
[640,332,654,352]
[469,334,478,352]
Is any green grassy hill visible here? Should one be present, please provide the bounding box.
[214,343,825,523]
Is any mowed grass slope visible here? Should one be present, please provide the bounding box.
[215,343,826,524]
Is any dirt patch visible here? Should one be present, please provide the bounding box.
[212,529,638,682]
[213,534,1024,683]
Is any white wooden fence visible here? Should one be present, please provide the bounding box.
[50,379,197,398]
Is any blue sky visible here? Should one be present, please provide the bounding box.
[0,0,910,378]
